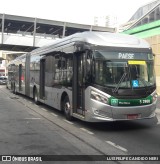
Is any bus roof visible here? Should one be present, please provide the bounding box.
[30,31,151,56]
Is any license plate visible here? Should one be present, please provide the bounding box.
[127,114,139,119]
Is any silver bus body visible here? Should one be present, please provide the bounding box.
[7,32,157,122]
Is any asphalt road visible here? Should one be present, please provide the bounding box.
[0,85,160,164]
[0,86,126,164]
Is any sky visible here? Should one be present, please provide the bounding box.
[0,0,157,25]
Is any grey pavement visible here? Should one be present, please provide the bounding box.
[0,86,130,164]
[0,87,107,163]
[156,96,160,114]
[156,96,160,108]
[0,86,158,164]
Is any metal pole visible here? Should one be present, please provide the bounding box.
[62,22,66,38]
[33,18,37,47]
[1,14,5,44]
[90,25,93,31]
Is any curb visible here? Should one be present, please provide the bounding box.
[155,108,160,114]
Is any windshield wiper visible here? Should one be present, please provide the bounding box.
[112,72,127,93]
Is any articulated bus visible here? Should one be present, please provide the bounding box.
[7,31,157,122]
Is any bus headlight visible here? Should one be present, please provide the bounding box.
[152,92,158,103]
[90,90,109,104]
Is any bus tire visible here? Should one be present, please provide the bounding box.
[63,96,73,121]
[33,88,40,105]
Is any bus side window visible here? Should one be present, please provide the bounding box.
[53,53,73,87]
[85,51,92,84]
[45,55,55,87]
[104,67,112,83]
[54,55,61,85]
[57,59,66,69]
[61,55,73,86]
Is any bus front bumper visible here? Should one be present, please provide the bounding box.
[85,100,157,122]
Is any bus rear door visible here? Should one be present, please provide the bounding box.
[40,59,45,99]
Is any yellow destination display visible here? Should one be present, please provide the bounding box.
[128,60,146,65]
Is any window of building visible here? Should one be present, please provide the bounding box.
[155,6,160,20]
[149,11,155,23]
[141,16,149,24]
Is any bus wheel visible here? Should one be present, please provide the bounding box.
[63,96,73,121]
[33,89,39,105]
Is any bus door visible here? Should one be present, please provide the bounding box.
[73,53,85,116]
[25,53,30,96]
[19,64,22,91]
[40,59,45,99]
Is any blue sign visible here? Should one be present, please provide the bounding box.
[132,80,139,87]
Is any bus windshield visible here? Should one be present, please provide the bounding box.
[93,51,156,89]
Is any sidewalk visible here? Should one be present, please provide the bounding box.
[157,96,160,107]
[156,96,160,114]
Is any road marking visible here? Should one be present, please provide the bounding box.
[157,119,160,125]
[51,113,58,117]
[156,112,160,125]
[63,119,74,125]
[106,141,128,152]
[24,118,41,120]
[80,128,94,135]
[41,108,47,112]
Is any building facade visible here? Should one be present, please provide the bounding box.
[123,0,160,94]
[94,15,118,28]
